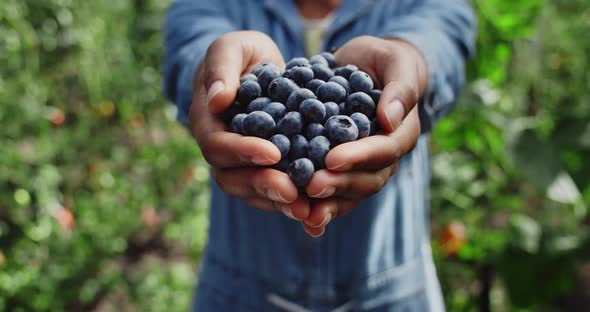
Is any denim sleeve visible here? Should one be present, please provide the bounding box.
[163,0,237,126]
[377,0,476,132]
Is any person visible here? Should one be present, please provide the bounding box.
[164,0,475,310]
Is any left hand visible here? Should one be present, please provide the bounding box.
[301,36,429,237]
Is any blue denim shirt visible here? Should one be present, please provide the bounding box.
[164,1,475,311]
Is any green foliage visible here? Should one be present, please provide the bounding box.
[431,0,590,310]
[1,0,208,311]
[1,0,589,311]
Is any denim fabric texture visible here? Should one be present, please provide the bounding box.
[163,1,476,310]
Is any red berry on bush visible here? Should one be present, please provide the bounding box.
[440,221,467,257]
[49,109,66,128]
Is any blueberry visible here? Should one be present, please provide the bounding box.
[286,88,316,111]
[345,92,376,118]
[287,158,315,188]
[320,52,336,68]
[236,80,262,105]
[262,102,287,122]
[230,113,247,134]
[324,102,340,122]
[219,101,246,122]
[329,76,352,95]
[290,65,314,86]
[305,123,326,140]
[270,134,291,158]
[272,158,290,172]
[247,97,272,112]
[309,54,329,66]
[369,118,379,135]
[349,71,374,93]
[308,136,331,169]
[268,77,299,103]
[305,79,325,94]
[325,115,359,145]
[368,89,382,105]
[240,74,257,84]
[333,64,358,79]
[251,62,279,76]
[277,111,304,137]
[289,134,309,160]
[311,64,334,82]
[299,98,326,123]
[316,81,347,103]
[338,102,346,115]
[350,112,371,139]
[282,69,293,79]
[257,66,282,95]
[286,57,310,69]
[243,111,276,138]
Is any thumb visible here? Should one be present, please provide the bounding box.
[203,35,244,114]
[202,31,285,114]
[376,80,419,133]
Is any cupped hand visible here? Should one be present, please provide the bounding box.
[190,31,310,220]
[301,36,429,236]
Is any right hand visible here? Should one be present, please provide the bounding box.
[190,31,310,220]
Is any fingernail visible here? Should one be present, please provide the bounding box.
[207,80,225,104]
[306,227,326,238]
[267,189,289,204]
[281,206,301,221]
[252,154,276,165]
[328,162,350,171]
[309,186,335,198]
[304,214,332,228]
[385,100,405,131]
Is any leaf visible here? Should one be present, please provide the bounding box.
[506,126,562,189]
[546,171,581,205]
[510,214,541,253]
[552,119,590,149]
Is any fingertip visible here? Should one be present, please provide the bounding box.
[303,223,325,237]
[241,136,282,165]
[306,170,336,198]
[324,144,356,171]
[303,200,335,228]
[378,100,404,133]
[208,80,240,114]
[289,196,310,220]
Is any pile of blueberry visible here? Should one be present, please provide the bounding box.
[220,52,381,189]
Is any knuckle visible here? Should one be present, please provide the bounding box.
[374,170,390,190]
[387,137,402,160]
[211,169,227,190]
[377,45,399,63]
[405,85,420,105]
[204,66,222,85]
[199,141,217,166]
[335,200,356,217]
[356,35,376,43]
[208,33,232,53]
[252,169,272,196]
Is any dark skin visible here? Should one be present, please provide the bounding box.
[189,2,428,237]
[297,0,341,19]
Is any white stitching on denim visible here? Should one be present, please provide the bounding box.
[267,293,354,312]
[267,293,310,312]
[331,301,353,312]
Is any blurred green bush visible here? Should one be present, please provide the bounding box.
[0,0,589,311]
